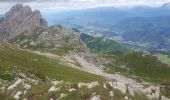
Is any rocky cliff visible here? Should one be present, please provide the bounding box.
[0,4,48,41]
[11,25,87,52]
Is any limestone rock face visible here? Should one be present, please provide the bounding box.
[144,86,160,99]
[0,4,48,41]
[34,25,86,50]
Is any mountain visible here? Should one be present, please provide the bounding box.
[81,33,130,55]
[111,16,170,54]
[0,4,48,41]
[0,4,170,100]
[10,25,86,53]
[113,16,170,32]
[43,6,170,26]
[42,5,170,54]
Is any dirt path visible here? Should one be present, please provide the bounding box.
[69,53,143,86]
[29,50,144,87]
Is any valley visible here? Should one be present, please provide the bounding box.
[0,3,170,100]
[43,6,170,55]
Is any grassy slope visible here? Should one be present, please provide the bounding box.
[80,33,130,55]
[155,53,170,65]
[107,52,170,83]
[80,33,170,84]
[0,45,149,99]
[0,44,104,83]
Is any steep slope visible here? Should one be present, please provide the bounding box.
[10,25,87,53]
[0,44,104,83]
[1,45,169,100]
[81,33,130,55]
[106,52,170,83]
[0,4,48,41]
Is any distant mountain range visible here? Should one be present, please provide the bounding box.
[43,3,170,27]
[112,16,170,52]
[41,3,170,54]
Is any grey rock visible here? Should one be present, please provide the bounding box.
[0,4,48,41]
[35,25,86,50]
[90,95,101,100]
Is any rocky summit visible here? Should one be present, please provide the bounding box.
[0,4,48,41]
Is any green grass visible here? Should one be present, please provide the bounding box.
[108,52,170,84]
[80,33,130,55]
[0,44,105,83]
[25,83,51,100]
[43,47,73,56]
[155,53,170,65]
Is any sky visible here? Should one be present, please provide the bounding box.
[0,0,170,12]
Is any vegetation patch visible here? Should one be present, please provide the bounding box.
[80,33,130,55]
[155,53,170,66]
[107,52,170,83]
[0,44,105,83]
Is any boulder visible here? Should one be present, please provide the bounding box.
[58,93,67,99]
[23,84,31,90]
[90,95,101,100]
[114,82,127,94]
[48,86,60,92]
[144,86,160,99]
[109,91,114,97]
[7,79,23,90]
[13,91,23,100]
[69,88,76,92]
[124,96,128,100]
[88,81,99,88]
[128,86,134,96]
[78,82,87,88]
[161,96,170,100]
[51,80,59,86]
[78,81,99,89]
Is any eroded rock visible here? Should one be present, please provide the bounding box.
[13,91,23,100]
[0,4,48,41]
[8,79,23,90]
[90,95,101,100]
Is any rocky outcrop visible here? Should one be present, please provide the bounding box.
[35,25,85,49]
[144,86,160,100]
[14,25,87,51]
[0,4,48,41]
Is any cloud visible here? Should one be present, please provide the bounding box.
[0,0,170,13]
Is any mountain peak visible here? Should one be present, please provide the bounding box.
[0,4,48,41]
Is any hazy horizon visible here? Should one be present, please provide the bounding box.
[0,0,170,13]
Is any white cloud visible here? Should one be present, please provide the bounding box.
[0,0,170,12]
